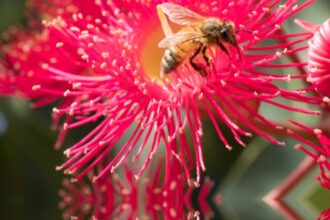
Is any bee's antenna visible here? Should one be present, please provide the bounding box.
[235,29,253,34]
[234,29,253,59]
[233,37,241,60]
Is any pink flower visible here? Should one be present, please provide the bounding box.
[2,29,81,103]
[296,19,330,99]
[1,0,322,184]
[59,157,207,219]
[289,121,330,190]
[59,176,116,219]
[318,208,330,220]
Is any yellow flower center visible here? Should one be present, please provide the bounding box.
[139,22,182,84]
[139,25,165,82]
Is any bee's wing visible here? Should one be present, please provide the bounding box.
[158,3,205,25]
[158,31,204,48]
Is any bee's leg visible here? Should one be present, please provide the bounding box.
[216,41,230,58]
[157,5,173,37]
[190,45,207,77]
[202,46,210,66]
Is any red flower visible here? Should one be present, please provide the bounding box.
[59,157,209,219]
[290,121,330,190]
[296,19,330,100]
[0,0,322,184]
[318,208,330,220]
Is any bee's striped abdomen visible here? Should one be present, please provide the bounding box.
[161,45,187,74]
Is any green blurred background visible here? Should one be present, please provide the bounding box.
[0,0,329,219]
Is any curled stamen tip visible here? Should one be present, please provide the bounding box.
[63,90,71,97]
[274,90,281,96]
[292,4,298,11]
[55,166,63,171]
[187,178,195,187]
[194,181,200,188]
[121,203,131,210]
[310,66,318,73]
[286,75,291,81]
[323,97,330,103]
[262,7,270,13]
[187,212,194,219]
[317,155,326,163]
[63,123,69,130]
[279,142,286,146]
[72,82,82,90]
[245,132,253,137]
[64,149,71,157]
[225,145,233,151]
[169,181,177,191]
[69,109,74,116]
[110,167,115,173]
[134,174,140,181]
[32,84,41,91]
[239,141,247,147]
[294,144,302,149]
[286,129,293,134]
[220,80,227,86]
[313,128,322,135]
[70,178,78,183]
[52,107,59,113]
[66,169,75,175]
[228,1,235,7]
[306,76,313,82]
[279,4,287,9]
[194,211,200,217]
[98,141,107,146]
[56,42,64,48]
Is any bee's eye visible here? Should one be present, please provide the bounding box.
[220,28,228,39]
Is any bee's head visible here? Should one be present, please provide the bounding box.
[202,19,237,46]
[202,18,224,43]
[219,21,236,45]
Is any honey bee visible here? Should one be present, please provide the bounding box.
[157,3,240,77]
